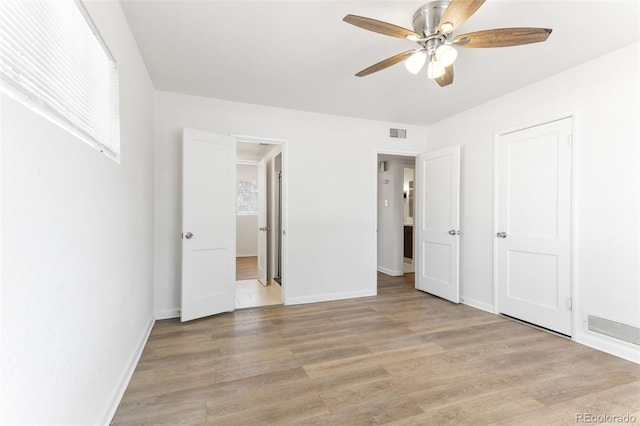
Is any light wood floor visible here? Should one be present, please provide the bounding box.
[236,279,282,309]
[112,273,640,425]
[235,256,282,308]
[236,256,258,280]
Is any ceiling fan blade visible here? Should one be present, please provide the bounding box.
[344,14,422,40]
[355,50,416,77]
[438,0,486,34]
[435,65,454,87]
[454,28,553,48]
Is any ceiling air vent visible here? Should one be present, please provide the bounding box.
[587,314,640,346]
[390,128,406,139]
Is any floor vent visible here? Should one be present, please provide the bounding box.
[587,315,640,346]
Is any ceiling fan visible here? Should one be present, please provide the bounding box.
[343,0,552,87]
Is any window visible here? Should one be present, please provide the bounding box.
[0,0,120,160]
[236,180,258,215]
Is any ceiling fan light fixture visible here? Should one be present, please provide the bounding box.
[427,58,445,79]
[343,1,553,86]
[404,50,427,74]
[439,22,454,34]
[435,44,457,67]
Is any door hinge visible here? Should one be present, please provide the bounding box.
[567,297,573,310]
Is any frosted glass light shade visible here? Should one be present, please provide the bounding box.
[435,44,457,67]
[404,50,427,74]
[440,22,454,34]
[427,60,445,79]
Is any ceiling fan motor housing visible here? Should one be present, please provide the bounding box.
[412,1,450,54]
[412,1,449,37]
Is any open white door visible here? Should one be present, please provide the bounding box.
[181,128,236,322]
[257,159,268,285]
[496,118,572,335]
[416,145,461,303]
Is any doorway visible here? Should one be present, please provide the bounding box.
[376,146,462,304]
[235,142,283,308]
[376,154,416,286]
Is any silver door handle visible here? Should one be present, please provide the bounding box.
[496,232,507,238]
[185,232,194,239]
[259,227,271,231]
[448,229,459,236]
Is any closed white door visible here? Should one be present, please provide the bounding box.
[257,159,268,285]
[181,128,236,322]
[416,145,461,303]
[496,118,572,335]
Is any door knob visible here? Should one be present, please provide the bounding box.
[259,227,271,231]
[185,232,194,239]
[496,232,507,238]
[448,229,458,236]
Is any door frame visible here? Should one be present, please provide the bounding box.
[232,134,289,305]
[374,149,422,290]
[492,111,578,337]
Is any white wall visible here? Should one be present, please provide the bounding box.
[154,92,428,314]
[236,215,258,256]
[426,43,639,361]
[0,2,155,424]
[236,164,258,257]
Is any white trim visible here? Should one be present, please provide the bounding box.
[495,111,579,136]
[574,331,640,364]
[230,134,288,144]
[569,111,580,344]
[75,0,115,62]
[236,253,258,258]
[236,159,259,166]
[460,296,494,314]
[155,308,180,320]
[377,267,404,277]
[492,133,500,314]
[286,289,376,306]
[102,317,155,424]
[0,95,4,421]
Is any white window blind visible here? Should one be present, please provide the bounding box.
[0,0,120,160]
[236,180,258,215]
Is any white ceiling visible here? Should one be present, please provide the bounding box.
[120,1,639,127]
[237,142,277,162]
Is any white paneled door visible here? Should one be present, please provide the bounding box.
[496,118,572,335]
[416,145,461,303]
[181,128,236,322]
[257,158,268,285]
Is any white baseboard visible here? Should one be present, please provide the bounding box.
[377,266,404,277]
[155,308,180,320]
[102,316,155,424]
[460,296,494,313]
[287,289,376,306]
[574,330,640,364]
[236,253,257,258]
